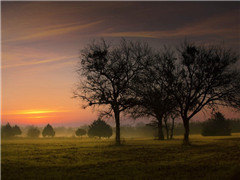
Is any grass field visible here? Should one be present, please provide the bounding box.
[1,134,240,180]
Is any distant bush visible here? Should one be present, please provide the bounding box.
[75,128,86,137]
[42,124,55,137]
[88,118,112,138]
[1,123,14,138]
[229,119,240,133]
[27,126,40,138]
[202,112,231,136]
[12,125,22,136]
[1,123,22,138]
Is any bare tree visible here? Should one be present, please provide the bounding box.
[129,49,177,140]
[73,39,151,145]
[166,42,240,144]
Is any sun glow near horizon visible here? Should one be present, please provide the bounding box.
[2,109,64,115]
[1,107,97,126]
[14,109,60,115]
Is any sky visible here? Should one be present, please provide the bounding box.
[1,1,240,127]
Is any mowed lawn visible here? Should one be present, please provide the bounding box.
[1,134,240,180]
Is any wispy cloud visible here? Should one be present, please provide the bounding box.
[101,27,237,39]
[101,11,239,40]
[3,20,103,43]
[1,55,77,69]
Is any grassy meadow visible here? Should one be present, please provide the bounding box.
[1,134,240,180]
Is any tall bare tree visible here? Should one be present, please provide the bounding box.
[73,39,152,145]
[129,49,177,140]
[165,42,240,144]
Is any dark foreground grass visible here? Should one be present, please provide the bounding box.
[1,134,240,180]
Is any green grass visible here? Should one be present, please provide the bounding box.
[1,134,240,180]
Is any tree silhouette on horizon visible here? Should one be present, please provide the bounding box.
[73,39,152,145]
[88,118,112,139]
[42,124,55,137]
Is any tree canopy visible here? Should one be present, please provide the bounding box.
[88,118,113,138]
[75,128,87,137]
[1,123,22,138]
[27,126,40,138]
[164,42,240,144]
[12,125,22,136]
[202,112,231,136]
[74,39,152,145]
[74,39,239,144]
[42,124,55,137]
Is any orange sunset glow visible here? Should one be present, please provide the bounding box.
[1,1,240,127]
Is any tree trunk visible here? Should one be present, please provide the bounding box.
[166,127,169,140]
[170,116,175,140]
[183,117,190,144]
[157,115,164,140]
[163,117,169,140]
[114,108,121,145]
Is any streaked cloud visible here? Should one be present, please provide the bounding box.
[101,11,239,40]
[3,20,103,43]
[101,27,237,39]
[1,55,77,69]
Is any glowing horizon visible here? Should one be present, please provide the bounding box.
[3,109,62,115]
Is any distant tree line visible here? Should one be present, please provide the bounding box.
[202,112,231,136]
[1,123,55,138]
[2,113,240,139]
[73,39,240,145]
[1,123,22,138]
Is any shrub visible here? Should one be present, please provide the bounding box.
[27,126,40,138]
[1,123,14,138]
[12,125,22,136]
[75,128,86,137]
[1,123,22,138]
[202,112,231,136]
[88,118,112,138]
[42,124,55,137]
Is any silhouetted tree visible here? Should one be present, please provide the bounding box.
[229,118,240,133]
[73,39,151,145]
[88,118,112,138]
[12,125,22,136]
[129,48,178,140]
[42,124,55,137]
[27,126,40,138]
[165,42,240,144]
[1,123,14,138]
[202,112,231,136]
[75,128,86,137]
